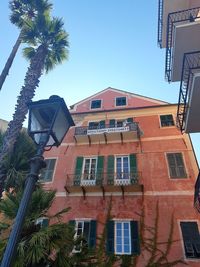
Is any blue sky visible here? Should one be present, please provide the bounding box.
[0,0,199,165]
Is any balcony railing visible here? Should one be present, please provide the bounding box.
[74,122,140,144]
[65,172,142,197]
[165,7,200,82]
[194,171,200,213]
[157,0,164,47]
[177,51,200,132]
[75,122,139,136]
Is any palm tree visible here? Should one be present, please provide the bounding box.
[0,0,52,91]
[0,186,76,267]
[0,11,69,197]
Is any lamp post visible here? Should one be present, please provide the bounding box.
[1,95,74,267]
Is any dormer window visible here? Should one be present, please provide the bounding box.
[116,97,126,106]
[91,100,101,109]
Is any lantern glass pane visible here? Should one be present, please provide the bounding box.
[30,104,58,132]
[52,107,70,143]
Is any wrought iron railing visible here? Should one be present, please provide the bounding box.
[157,0,164,47]
[194,171,200,212]
[66,172,140,187]
[74,122,139,136]
[177,51,200,132]
[165,7,200,82]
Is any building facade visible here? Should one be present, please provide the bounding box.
[42,87,199,266]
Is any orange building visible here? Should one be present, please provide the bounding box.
[41,87,199,265]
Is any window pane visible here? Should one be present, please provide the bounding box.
[117,244,122,253]
[91,100,101,109]
[116,97,126,106]
[40,159,56,182]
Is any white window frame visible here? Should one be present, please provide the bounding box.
[178,219,200,261]
[115,96,127,107]
[115,155,130,185]
[81,157,97,185]
[39,158,57,183]
[114,221,131,255]
[90,99,102,110]
[73,220,91,252]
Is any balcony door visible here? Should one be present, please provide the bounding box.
[82,157,97,185]
[115,156,130,183]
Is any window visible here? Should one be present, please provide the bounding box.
[116,97,127,106]
[35,217,49,228]
[82,157,97,180]
[115,221,131,255]
[106,220,140,255]
[74,156,104,186]
[167,153,187,178]
[115,156,129,180]
[72,220,96,252]
[91,100,101,109]
[160,114,174,127]
[39,159,56,182]
[180,221,200,259]
[88,120,105,130]
[107,154,137,185]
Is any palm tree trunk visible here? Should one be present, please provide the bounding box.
[0,33,22,91]
[0,45,47,198]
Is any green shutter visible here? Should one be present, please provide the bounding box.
[109,119,115,128]
[107,155,114,185]
[96,156,104,185]
[127,117,133,123]
[74,157,83,185]
[99,120,105,129]
[129,154,137,184]
[106,220,114,254]
[88,220,97,248]
[131,221,140,255]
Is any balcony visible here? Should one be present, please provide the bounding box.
[157,0,200,49]
[74,122,140,144]
[194,171,200,213]
[166,7,200,82]
[64,172,143,198]
[177,51,200,133]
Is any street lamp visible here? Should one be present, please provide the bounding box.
[1,95,74,267]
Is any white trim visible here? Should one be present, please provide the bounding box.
[114,221,131,255]
[114,155,130,182]
[55,190,195,198]
[82,156,98,182]
[90,99,103,110]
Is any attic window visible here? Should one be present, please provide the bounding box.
[116,97,126,106]
[91,100,101,109]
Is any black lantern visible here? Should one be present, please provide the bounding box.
[28,95,74,147]
[0,96,74,267]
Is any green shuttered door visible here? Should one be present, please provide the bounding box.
[107,155,114,185]
[96,156,104,185]
[106,220,114,254]
[74,157,83,185]
[129,154,137,184]
[131,221,140,255]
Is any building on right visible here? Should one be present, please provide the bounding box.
[157,0,200,133]
[157,0,200,213]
